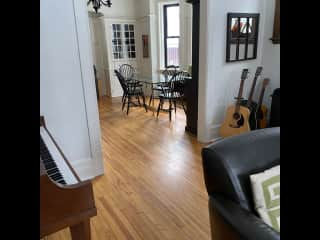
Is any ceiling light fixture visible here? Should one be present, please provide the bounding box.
[87,0,112,13]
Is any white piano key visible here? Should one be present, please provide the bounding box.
[40,126,78,185]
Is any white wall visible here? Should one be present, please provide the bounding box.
[136,0,152,77]
[136,0,150,18]
[198,0,268,142]
[41,0,104,180]
[89,12,111,96]
[92,0,137,19]
[179,1,192,71]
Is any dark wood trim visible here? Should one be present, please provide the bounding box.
[40,115,46,127]
[271,0,280,44]
[185,125,197,135]
[253,14,260,58]
[235,17,240,60]
[186,0,199,3]
[225,57,258,63]
[40,173,97,238]
[70,220,92,240]
[244,17,249,59]
[184,0,199,136]
[270,38,280,44]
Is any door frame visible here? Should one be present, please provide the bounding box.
[104,18,138,97]
[185,0,200,136]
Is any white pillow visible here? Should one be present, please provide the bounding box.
[250,165,280,232]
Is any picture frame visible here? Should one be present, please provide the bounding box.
[226,13,260,62]
[142,35,149,58]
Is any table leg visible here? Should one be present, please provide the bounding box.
[152,89,155,115]
[70,220,91,240]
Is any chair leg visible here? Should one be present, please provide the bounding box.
[169,99,172,121]
[137,95,141,106]
[127,96,131,115]
[142,94,148,112]
[181,98,186,114]
[157,99,161,117]
[149,92,153,107]
[174,100,177,114]
[152,91,155,110]
[122,93,125,102]
[122,95,127,111]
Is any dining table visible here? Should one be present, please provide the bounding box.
[131,72,189,114]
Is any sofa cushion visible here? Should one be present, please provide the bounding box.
[250,165,280,232]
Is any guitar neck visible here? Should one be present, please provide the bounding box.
[257,78,270,110]
[258,87,266,109]
[247,67,262,106]
[247,75,258,106]
[235,78,246,113]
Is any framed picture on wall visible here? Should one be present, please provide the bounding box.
[226,13,260,62]
[142,35,149,58]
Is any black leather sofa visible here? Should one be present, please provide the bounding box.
[202,127,280,240]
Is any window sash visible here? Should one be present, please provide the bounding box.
[164,3,180,68]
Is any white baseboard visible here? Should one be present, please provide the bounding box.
[197,124,222,144]
[209,124,221,141]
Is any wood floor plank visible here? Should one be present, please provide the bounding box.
[46,96,211,240]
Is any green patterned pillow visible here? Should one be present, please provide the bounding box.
[250,165,280,232]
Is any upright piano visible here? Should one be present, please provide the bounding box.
[40,116,97,240]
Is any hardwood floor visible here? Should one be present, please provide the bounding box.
[46,96,211,240]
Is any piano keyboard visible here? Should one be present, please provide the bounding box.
[40,135,66,185]
[40,126,78,185]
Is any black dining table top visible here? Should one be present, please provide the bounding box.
[132,72,190,84]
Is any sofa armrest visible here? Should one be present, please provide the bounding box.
[202,127,280,210]
[210,194,280,240]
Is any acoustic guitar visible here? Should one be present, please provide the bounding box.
[240,66,263,130]
[220,69,250,138]
[256,78,270,129]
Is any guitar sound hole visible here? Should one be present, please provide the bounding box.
[230,113,244,128]
[233,113,241,120]
[237,115,244,126]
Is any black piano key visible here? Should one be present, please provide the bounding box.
[43,162,56,170]
[50,171,62,178]
[50,173,63,181]
[43,158,56,165]
[47,168,59,175]
[58,179,66,185]
[40,135,66,185]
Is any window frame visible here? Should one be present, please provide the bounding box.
[163,3,180,68]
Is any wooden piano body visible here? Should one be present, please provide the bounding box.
[40,116,97,239]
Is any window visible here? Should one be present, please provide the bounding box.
[163,4,180,67]
[124,24,136,58]
[111,23,136,60]
[112,24,123,59]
